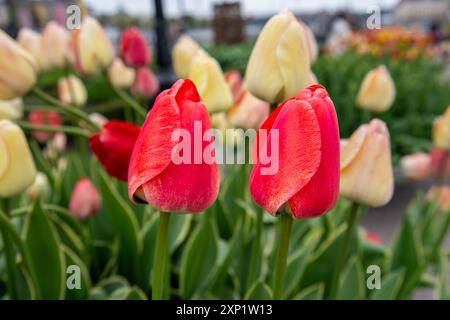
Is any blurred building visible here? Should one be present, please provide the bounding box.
[395,0,450,28]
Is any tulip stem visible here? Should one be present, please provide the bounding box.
[273,213,293,300]
[152,211,171,300]
[17,121,91,138]
[110,84,147,119]
[31,87,101,132]
[329,202,359,299]
[0,199,18,299]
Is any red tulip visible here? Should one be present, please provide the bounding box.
[120,27,152,67]
[431,148,450,179]
[128,79,220,213]
[250,84,340,219]
[28,111,62,143]
[131,67,160,98]
[89,121,140,181]
[69,177,101,220]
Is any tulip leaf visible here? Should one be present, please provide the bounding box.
[23,201,66,299]
[180,214,219,299]
[168,213,192,253]
[370,269,405,300]
[136,218,157,291]
[13,264,38,300]
[336,256,366,299]
[109,286,148,300]
[50,213,87,262]
[97,171,141,281]
[244,281,272,300]
[293,283,325,300]
[434,254,450,300]
[63,245,91,300]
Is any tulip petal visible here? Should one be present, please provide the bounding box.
[250,99,321,214]
[0,135,8,179]
[288,96,340,218]
[340,125,367,170]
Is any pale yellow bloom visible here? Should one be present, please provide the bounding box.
[340,119,394,207]
[245,10,311,103]
[40,21,70,70]
[229,89,269,129]
[58,75,87,106]
[356,65,396,113]
[400,152,432,180]
[433,106,450,150]
[172,35,201,78]
[0,98,23,120]
[108,58,136,88]
[17,28,44,71]
[0,120,36,198]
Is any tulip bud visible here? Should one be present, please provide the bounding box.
[28,111,62,143]
[245,11,311,103]
[131,67,160,98]
[400,152,432,180]
[0,29,37,100]
[225,70,244,101]
[128,79,220,212]
[108,58,136,88]
[26,172,50,200]
[172,35,201,78]
[89,112,108,128]
[188,51,233,113]
[0,98,23,120]
[340,119,394,207]
[72,16,115,75]
[426,185,450,212]
[90,121,140,181]
[229,89,270,129]
[364,230,382,245]
[0,120,37,198]
[356,65,395,113]
[17,28,44,71]
[120,27,152,67]
[69,177,101,220]
[40,21,70,70]
[250,85,340,219]
[58,75,87,106]
[433,106,450,150]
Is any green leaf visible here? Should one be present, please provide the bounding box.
[109,286,148,300]
[180,215,219,299]
[337,256,365,299]
[244,281,272,300]
[168,213,192,253]
[23,201,66,299]
[370,269,405,300]
[136,218,157,291]
[63,245,91,300]
[293,283,324,300]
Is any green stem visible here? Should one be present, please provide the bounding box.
[17,120,91,138]
[329,202,359,299]
[152,211,171,300]
[273,213,293,299]
[247,208,263,292]
[0,199,17,299]
[32,87,101,132]
[110,85,147,119]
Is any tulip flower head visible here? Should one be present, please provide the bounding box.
[40,21,70,70]
[229,89,270,129]
[90,121,140,182]
[0,98,23,120]
[356,65,396,113]
[26,172,50,200]
[17,28,44,71]
[0,29,37,100]
[188,50,233,113]
[58,75,87,107]
[250,84,340,219]
[340,119,394,207]
[431,148,450,179]
[69,177,101,220]
[28,111,62,143]
[108,58,136,88]
[0,120,36,198]
[245,10,311,104]
[426,185,450,213]
[433,106,450,150]
[172,35,201,78]
[400,152,432,180]
[120,27,152,67]
[128,79,220,213]
[225,70,244,101]
[300,21,319,64]
[131,67,160,98]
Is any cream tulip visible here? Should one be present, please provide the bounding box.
[26,172,50,200]
[245,10,311,103]
[340,119,394,207]
[188,51,233,113]
[58,75,87,106]
[40,21,70,70]
[356,65,396,113]
[108,58,136,88]
[300,21,319,64]
[172,35,201,78]
[433,106,450,150]
[229,89,269,129]
[400,152,432,180]
[0,120,37,198]
[0,30,37,100]
[0,98,23,120]
[17,28,44,71]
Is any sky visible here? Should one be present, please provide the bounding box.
[85,0,401,18]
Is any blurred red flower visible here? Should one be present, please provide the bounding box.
[28,111,62,143]
[120,27,152,67]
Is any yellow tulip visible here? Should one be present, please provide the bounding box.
[356,65,395,113]
[108,58,136,88]
[58,75,87,107]
[433,106,450,150]
[0,120,37,198]
[40,21,70,70]
[172,35,201,78]
[0,98,23,120]
[188,50,233,113]
[17,28,44,71]
[245,10,311,103]
[72,16,115,75]
[340,119,394,207]
[26,172,50,200]
[229,89,269,129]
[0,30,37,100]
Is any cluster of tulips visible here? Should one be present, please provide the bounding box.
[0,10,448,300]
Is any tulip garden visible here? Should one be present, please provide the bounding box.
[1,9,450,302]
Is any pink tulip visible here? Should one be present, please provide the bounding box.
[131,67,160,98]
[120,27,152,67]
[400,152,432,180]
[69,177,101,220]
[224,70,244,101]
